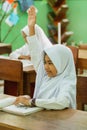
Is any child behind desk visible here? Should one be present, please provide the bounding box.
[9,24,52,60]
[14,6,76,110]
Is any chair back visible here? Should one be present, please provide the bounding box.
[67,45,86,110]
[77,55,87,110]
[0,43,12,55]
[66,45,87,110]
[78,44,87,50]
[0,58,23,96]
[67,45,78,70]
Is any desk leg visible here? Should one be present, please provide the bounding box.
[23,72,35,98]
[4,81,18,96]
[77,76,87,111]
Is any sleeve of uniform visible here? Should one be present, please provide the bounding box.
[9,45,29,59]
[27,35,43,72]
[35,24,52,49]
[34,75,76,110]
[35,96,70,110]
[9,48,23,59]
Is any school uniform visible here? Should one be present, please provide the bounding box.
[26,34,76,110]
[9,44,29,59]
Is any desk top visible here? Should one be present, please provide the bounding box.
[0,95,87,130]
[0,56,35,73]
[79,49,87,59]
[0,43,11,47]
[0,108,87,130]
[23,65,35,73]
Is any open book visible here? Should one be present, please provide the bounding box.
[0,96,43,116]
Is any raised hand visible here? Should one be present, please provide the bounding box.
[27,6,36,28]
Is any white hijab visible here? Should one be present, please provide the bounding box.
[21,24,52,49]
[34,44,76,108]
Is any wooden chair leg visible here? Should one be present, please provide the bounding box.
[77,103,85,110]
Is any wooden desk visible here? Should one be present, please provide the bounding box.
[0,95,87,130]
[0,56,36,97]
[78,49,87,59]
[77,49,87,110]
[23,65,36,97]
[0,43,12,55]
[78,49,87,71]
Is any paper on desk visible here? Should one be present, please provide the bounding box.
[2,104,43,116]
[0,55,10,59]
[20,60,33,67]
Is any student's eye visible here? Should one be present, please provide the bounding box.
[48,62,53,65]
[44,61,53,65]
[44,61,46,64]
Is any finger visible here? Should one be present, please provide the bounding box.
[28,6,36,15]
[13,98,21,105]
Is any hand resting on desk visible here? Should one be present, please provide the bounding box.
[14,95,31,106]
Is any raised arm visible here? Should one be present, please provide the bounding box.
[26,6,44,71]
[9,44,30,60]
[28,6,36,36]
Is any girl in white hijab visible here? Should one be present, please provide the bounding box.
[9,22,52,60]
[14,6,76,110]
[21,24,52,49]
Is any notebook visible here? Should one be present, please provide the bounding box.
[0,97,43,116]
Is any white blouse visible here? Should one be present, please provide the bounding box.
[27,34,76,110]
[9,44,29,59]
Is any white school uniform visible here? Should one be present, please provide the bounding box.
[27,35,76,110]
[9,44,29,59]
[21,24,52,49]
[10,24,52,59]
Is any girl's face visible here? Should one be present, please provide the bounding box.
[44,54,57,77]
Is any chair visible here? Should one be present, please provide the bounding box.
[78,44,87,50]
[67,45,78,71]
[76,57,87,110]
[78,44,87,74]
[0,43,12,55]
[67,46,85,110]
[0,58,23,96]
[65,45,87,110]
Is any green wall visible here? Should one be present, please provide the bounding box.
[66,0,87,45]
[1,0,87,51]
[1,1,49,51]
